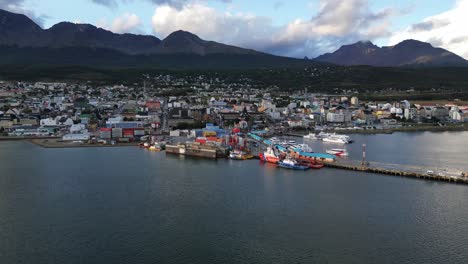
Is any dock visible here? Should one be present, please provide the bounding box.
[247,132,468,185]
[325,159,468,184]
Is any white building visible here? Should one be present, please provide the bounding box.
[326,112,352,123]
[40,118,57,126]
[62,133,90,141]
[70,124,87,133]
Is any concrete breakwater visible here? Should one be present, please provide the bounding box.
[324,161,468,185]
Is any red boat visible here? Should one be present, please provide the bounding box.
[298,160,325,169]
[262,147,280,164]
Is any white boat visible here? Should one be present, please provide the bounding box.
[322,134,351,144]
[303,133,318,140]
[291,144,313,153]
[278,158,310,170]
[326,149,349,156]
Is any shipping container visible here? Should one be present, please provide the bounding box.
[123,128,135,138]
[134,128,145,136]
[112,128,123,138]
[100,131,111,139]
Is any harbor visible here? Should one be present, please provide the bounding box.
[17,124,467,185]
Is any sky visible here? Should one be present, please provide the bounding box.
[1,0,467,59]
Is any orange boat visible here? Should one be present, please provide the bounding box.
[262,147,280,164]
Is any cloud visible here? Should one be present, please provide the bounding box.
[90,0,231,9]
[409,19,450,33]
[151,0,397,57]
[96,13,142,34]
[390,0,468,59]
[0,0,48,26]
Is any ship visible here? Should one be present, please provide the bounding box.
[229,149,254,160]
[303,133,318,140]
[261,146,281,164]
[278,157,310,170]
[297,159,325,169]
[326,148,349,156]
[322,134,351,144]
[165,142,225,159]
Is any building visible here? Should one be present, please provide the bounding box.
[326,111,352,123]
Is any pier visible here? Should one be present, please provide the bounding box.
[324,159,468,184]
[247,132,468,185]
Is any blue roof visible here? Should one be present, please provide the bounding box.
[296,152,336,159]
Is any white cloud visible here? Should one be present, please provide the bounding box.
[97,13,142,34]
[151,0,396,57]
[390,0,468,59]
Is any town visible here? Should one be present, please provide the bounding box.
[1,75,467,144]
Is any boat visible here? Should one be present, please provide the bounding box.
[303,133,318,140]
[298,160,325,169]
[148,145,162,152]
[322,134,351,144]
[278,157,310,170]
[293,144,313,153]
[229,149,254,160]
[262,146,280,164]
[326,148,348,156]
[141,142,150,148]
[165,143,221,159]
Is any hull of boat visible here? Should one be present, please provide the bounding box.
[278,163,310,170]
[265,156,280,164]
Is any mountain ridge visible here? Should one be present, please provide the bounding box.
[314,39,468,67]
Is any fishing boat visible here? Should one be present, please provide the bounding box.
[229,149,254,160]
[148,145,162,152]
[139,142,151,148]
[278,157,310,170]
[298,160,325,169]
[262,146,280,164]
[326,148,349,156]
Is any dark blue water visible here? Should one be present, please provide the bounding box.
[1,132,468,264]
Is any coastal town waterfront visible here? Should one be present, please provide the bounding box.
[1,132,468,264]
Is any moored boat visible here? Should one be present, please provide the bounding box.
[303,133,318,140]
[322,134,351,144]
[297,159,325,169]
[278,158,310,170]
[229,149,254,160]
[263,146,280,164]
[326,148,349,156]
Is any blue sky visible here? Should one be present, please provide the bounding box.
[2,0,467,58]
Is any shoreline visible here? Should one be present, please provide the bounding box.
[29,139,139,148]
[285,124,468,136]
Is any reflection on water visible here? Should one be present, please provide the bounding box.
[0,134,468,264]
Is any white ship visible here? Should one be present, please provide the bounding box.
[322,134,352,144]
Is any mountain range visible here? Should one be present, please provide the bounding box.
[0,9,467,68]
[314,40,468,67]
